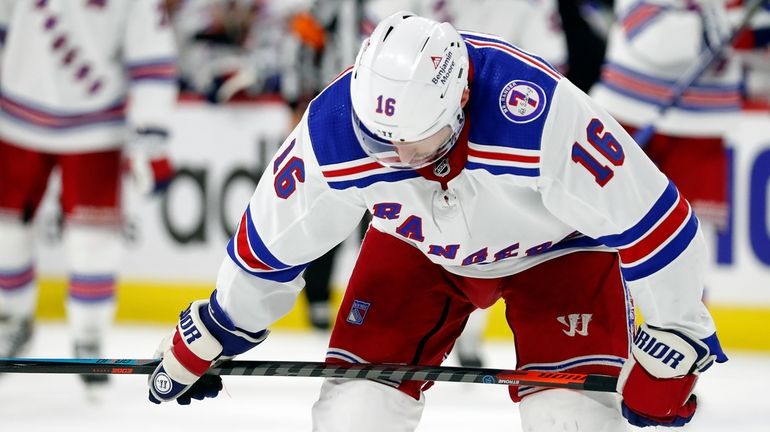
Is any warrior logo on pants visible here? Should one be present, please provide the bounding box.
[557,313,592,337]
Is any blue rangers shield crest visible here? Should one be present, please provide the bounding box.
[499,80,547,124]
[346,300,371,325]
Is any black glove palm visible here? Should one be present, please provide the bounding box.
[149,374,223,405]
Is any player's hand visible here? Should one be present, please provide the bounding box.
[126,127,175,195]
[148,296,268,404]
[617,324,723,427]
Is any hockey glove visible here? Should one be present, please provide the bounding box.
[617,323,725,427]
[148,294,268,405]
[126,127,175,195]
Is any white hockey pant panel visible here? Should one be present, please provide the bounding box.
[311,379,425,432]
[519,389,629,432]
[0,218,37,318]
[64,225,121,344]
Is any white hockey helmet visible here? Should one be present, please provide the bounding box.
[350,12,469,169]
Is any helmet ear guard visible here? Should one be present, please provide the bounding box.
[350,12,469,169]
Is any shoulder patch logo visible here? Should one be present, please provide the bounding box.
[431,56,443,69]
[498,80,547,124]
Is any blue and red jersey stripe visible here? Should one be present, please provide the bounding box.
[621,2,666,39]
[226,205,307,282]
[600,63,742,111]
[462,32,562,81]
[466,142,541,177]
[597,181,700,281]
[0,94,126,129]
[126,58,178,82]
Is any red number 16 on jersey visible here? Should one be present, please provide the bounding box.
[571,118,625,187]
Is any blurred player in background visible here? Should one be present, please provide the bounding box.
[147,12,726,431]
[591,0,770,239]
[0,0,177,391]
[169,0,363,330]
[364,0,567,367]
[731,0,770,104]
[169,0,296,103]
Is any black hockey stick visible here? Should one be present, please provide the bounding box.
[0,358,618,392]
[633,0,769,146]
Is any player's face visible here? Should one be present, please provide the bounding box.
[352,105,465,170]
[392,126,453,168]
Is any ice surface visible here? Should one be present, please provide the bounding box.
[1,323,768,431]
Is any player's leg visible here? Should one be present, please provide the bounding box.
[0,140,56,357]
[518,389,625,432]
[312,228,477,432]
[313,378,426,432]
[59,149,122,386]
[503,251,633,431]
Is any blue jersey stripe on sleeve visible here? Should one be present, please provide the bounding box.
[620,3,666,40]
[620,211,699,281]
[242,205,290,270]
[597,181,679,247]
[226,239,307,282]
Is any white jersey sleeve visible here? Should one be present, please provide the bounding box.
[213,113,368,332]
[124,0,178,133]
[539,79,715,340]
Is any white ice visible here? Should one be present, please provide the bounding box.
[1,322,768,432]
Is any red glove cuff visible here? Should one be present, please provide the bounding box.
[171,329,213,377]
[622,360,698,419]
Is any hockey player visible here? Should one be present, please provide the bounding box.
[0,0,177,388]
[365,0,569,368]
[148,12,726,430]
[590,0,748,231]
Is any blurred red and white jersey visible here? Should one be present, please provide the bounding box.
[0,0,178,153]
[729,0,770,103]
[590,0,743,138]
[363,0,567,70]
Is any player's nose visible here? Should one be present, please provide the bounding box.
[395,146,418,164]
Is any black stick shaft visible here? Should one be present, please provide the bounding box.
[0,358,618,392]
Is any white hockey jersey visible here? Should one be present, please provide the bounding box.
[590,0,742,137]
[0,0,178,153]
[214,32,725,358]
